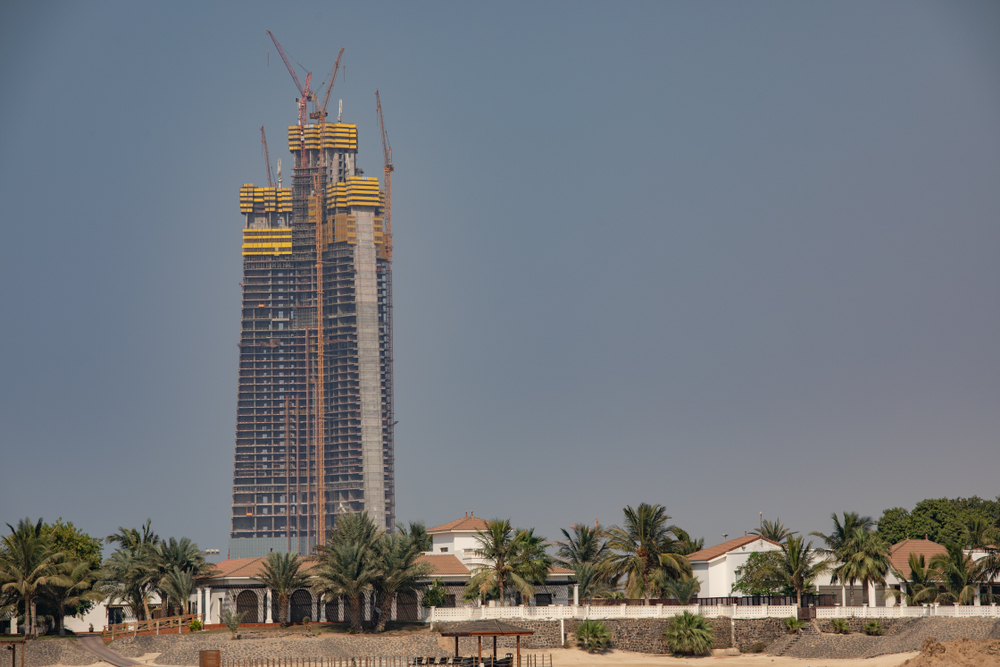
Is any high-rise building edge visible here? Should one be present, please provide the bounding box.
[228,113,394,558]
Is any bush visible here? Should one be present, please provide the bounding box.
[221,609,245,639]
[864,621,883,636]
[188,619,203,632]
[575,619,611,652]
[663,611,714,656]
[423,579,449,608]
[301,616,311,625]
[745,642,768,654]
[784,616,806,634]
[830,619,850,634]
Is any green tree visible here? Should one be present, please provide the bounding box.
[605,504,684,604]
[397,522,432,553]
[422,579,448,608]
[732,551,787,597]
[42,520,102,570]
[253,552,310,627]
[672,529,705,556]
[929,543,981,605]
[37,559,102,635]
[571,563,612,600]
[556,524,610,567]
[883,553,939,606]
[960,517,999,550]
[663,611,713,656]
[313,541,379,633]
[656,575,701,604]
[0,518,69,638]
[98,546,156,621]
[811,512,875,554]
[748,536,827,607]
[313,512,381,633]
[574,619,611,652]
[874,508,911,545]
[464,520,541,606]
[372,532,432,632]
[160,566,196,616]
[752,519,796,544]
[836,530,890,607]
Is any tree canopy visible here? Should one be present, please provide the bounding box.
[876,497,1000,546]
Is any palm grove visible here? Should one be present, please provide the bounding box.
[4,495,1000,635]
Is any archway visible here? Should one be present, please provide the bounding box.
[236,590,260,623]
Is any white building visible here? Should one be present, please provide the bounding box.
[688,534,783,598]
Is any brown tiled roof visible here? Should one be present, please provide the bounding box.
[550,565,573,575]
[417,554,469,576]
[201,556,318,581]
[428,515,490,533]
[889,539,947,578]
[687,535,782,562]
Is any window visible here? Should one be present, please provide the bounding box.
[440,547,448,553]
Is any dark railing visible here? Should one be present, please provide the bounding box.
[582,594,835,607]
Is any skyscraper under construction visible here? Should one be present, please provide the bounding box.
[228,42,394,558]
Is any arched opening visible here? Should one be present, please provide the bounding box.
[325,599,339,623]
[290,589,312,623]
[236,590,260,624]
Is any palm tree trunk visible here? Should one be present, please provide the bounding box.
[375,592,393,633]
[498,580,505,608]
[349,595,363,634]
[279,594,288,627]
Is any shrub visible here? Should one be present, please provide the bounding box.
[864,621,883,636]
[221,609,245,639]
[746,642,768,653]
[575,619,611,652]
[784,616,806,634]
[188,619,203,632]
[301,616,311,625]
[830,619,850,634]
[663,611,714,656]
[423,579,449,608]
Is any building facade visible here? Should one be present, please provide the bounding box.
[228,117,394,559]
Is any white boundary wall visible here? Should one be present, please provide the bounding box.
[424,602,1000,623]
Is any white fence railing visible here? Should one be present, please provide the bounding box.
[425,602,1000,623]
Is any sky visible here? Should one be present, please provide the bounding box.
[1,1,999,557]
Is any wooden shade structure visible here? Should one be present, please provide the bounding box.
[439,620,534,665]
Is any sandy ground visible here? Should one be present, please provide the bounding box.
[66,649,923,667]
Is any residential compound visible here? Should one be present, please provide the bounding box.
[228,83,394,558]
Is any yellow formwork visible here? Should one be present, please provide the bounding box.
[242,228,292,256]
[325,176,383,210]
[239,185,292,214]
[287,122,358,153]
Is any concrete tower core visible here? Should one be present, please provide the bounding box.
[228,118,394,558]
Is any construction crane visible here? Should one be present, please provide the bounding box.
[267,30,312,163]
[311,47,345,121]
[376,90,394,263]
[376,90,395,493]
[260,126,275,187]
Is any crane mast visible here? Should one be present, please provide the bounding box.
[312,47,345,121]
[260,126,275,187]
[376,90,395,493]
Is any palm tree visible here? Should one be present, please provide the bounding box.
[929,543,981,605]
[252,552,310,627]
[663,611,714,656]
[465,519,536,606]
[960,517,999,550]
[810,512,875,554]
[570,563,611,600]
[673,529,705,556]
[605,504,681,604]
[883,553,939,606]
[159,566,196,615]
[105,520,160,552]
[556,524,610,567]
[372,533,433,632]
[312,512,381,633]
[752,519,796,544]
[398,522,432,552]
[655,574,701,604]
[313,541,379,633]
[837,530,890,606]
[0,518,69,638]
[757,535,828,607]
[38,558,102,635]
[98,547,156,621]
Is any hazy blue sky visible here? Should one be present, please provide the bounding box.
[2,1,998,556]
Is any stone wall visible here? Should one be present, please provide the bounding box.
[816,617,911,635]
